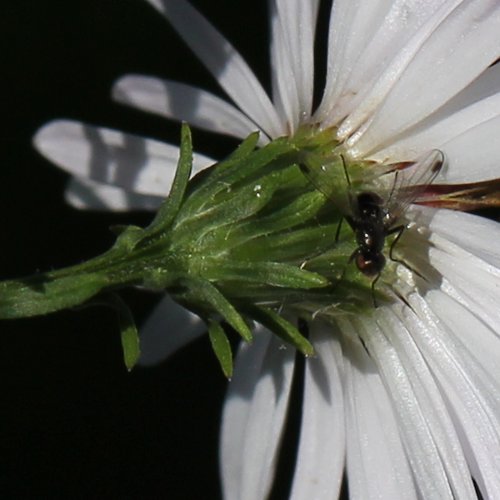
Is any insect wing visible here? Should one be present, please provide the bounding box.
[382,149,444,223]
[299,155,351,212]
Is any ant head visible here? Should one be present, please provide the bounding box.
[355,251,386,277]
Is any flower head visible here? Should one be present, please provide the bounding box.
[33,0,500,499]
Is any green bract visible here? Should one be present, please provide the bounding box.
[0,124,387,374]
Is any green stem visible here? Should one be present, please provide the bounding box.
[0,269,108,319]
[0,249,177,319]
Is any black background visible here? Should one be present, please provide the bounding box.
[1,1,275,498]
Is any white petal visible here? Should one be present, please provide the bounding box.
[376,308,479,498]
[269,3,299,131]
[138,295,205,366]
[65,177,162,211]
[412,291,500,498]
[289,323,345,500]
[427,208,500,268]
[370,63,500,167]
[220,329,295,500]
[34,120,213,196]
[348,1,500,156]
[428,289,500,393]
[341,329,417,500]
[113,75,267,144]
[352,314,463,499]
[401,212,500,391]
[144,0,284,138]
[430,254,500,347]
[315,0,395,124]
[269,0,319,131]
[374,116,500,185]
[317,0,454,127]
[424,290,500,414]
[437,115,500,183]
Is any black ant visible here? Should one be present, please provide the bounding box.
[300,150,444,306]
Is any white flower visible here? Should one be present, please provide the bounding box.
[34,0,500,498]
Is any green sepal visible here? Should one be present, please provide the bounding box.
[207,137,290,187]
[74,292,141,371]
[230,189,325,242]
[180,136,294,219]
[212,131,260,176]
[203,260,328,289]
[138,122,193,247]
[173,178,276,247]
[245,305,314,357]
[181,278,252,342]
[174,167,305,256]
[112,225,145,251]
[207,320,233,379]
[229,223,341,262]
[106,294,141,371]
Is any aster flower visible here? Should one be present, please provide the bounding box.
[31,0,500,499]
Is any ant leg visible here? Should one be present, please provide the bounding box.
[371,272,381,308]
[335,217,344,243]
[388,224,406,263]
[388,224,427,281]
[348,248,358,265]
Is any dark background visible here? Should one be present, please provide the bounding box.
[1,1,274,498]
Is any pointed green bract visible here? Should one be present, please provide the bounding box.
[181,277,253,343]
[246,305,314,357]
[107,294,141,371]
[137,123,194,248]
[208,320,233,379]
[179,136,294,220]
[201,260,328,289]
[210,131,259,176]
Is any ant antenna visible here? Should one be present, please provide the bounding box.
[340,154,351,187]
[388,170,399,204]
[340,153,356,212]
